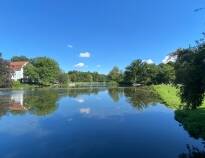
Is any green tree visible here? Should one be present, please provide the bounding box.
[57,72,68,85]
[11,56,29,62]
[25,57,60,85]
[108,66,123,83]
[124,60,159,85]
[174,45,205,109]
[24,63,39,83]
[0,53,12,88]
[155,63,175,84]
[68,71,106,82]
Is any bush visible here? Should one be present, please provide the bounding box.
[12,80,21,88]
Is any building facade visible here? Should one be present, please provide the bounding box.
[10,61,29,81]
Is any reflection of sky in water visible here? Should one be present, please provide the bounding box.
[0,88,204,158]
[0,114,50,137]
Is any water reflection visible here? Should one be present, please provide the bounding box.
[0,87,159,116]
[24,90,59,116]
[178,144,205,158]
[0,88,205,158]
[124,87,160,110]
[108,88,124,102]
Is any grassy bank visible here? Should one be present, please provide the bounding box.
[152,84,182,109]
[153,84,205,139]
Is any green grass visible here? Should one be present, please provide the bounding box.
[153,84,205,139]
[152,84,182,109]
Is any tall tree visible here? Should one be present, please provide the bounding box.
[108,66,123,83]
[155,63,175,84]
[124,60,159,85]
[174,45,205,109]
[0,53,12,88]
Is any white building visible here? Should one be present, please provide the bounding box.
[10,61,28,81]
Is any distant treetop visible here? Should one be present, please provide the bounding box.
[11,56,29,62]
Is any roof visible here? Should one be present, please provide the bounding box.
[10,61,28,71]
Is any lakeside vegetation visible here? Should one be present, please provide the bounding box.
[1,34,205,139]
[152,84,181,109]
[153,84,205,139]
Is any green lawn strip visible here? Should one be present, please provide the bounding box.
[152,84,182,109]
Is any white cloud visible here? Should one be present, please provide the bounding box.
[142,59,154,64]
[96,64,101,68]
[67,44,73,48]
[74,62,85,69]
[162,55,177,64]
[80,108,91,114]
[80,52,91,58]
[74,98,85,103]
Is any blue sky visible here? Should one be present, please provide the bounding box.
[0,0,204,74]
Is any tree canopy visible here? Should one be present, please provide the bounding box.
[11,56,29,62]
[24,57,60,85]
[174,44,205,109]
[0,53,12,88]
[68,71,107,82]
[124,60,175,85]
[108,66,123,83]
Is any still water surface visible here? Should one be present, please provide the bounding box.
[0,87,204,158]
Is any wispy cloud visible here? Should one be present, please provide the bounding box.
[162,55,177,64]
[96,64,101,68]
[142,59,154,64]
[74,62,85,69]
[67,44,73,48]
[80,52,91,58]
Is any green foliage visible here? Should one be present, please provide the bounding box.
[108,66,123,83]
[124,60,175,85]
[11,56,29,62]
[24,63,39,83]
[57,73,68,85]
[0,53,12,88]
[174,44,205,109]
[107,81,119,87]
[153,84,205,139]
[11,80,21,88]
[25,57,60,86]
[155,63,175,84]
[68,71,107,82]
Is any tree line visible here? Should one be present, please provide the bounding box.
[0,34,205,109]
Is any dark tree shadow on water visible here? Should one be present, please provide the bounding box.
[178,144,205,158]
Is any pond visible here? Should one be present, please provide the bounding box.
[0,87,204,158]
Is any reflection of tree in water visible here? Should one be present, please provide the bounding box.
[0,96,11,116]
[0,88,107,117]
[124,87,159,110]
[108,88,124,102]
[24,90,59,116]
[178,144,205,158]
[66,88,105,98]
[0,87,159,116]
